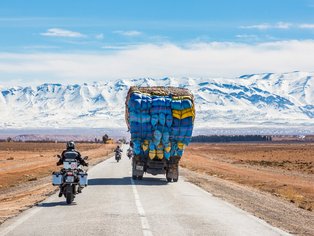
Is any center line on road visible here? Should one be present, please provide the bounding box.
[131,178,153,236]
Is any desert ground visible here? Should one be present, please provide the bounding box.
[0,142,115,224]
[0,142,313,235]
[181,143,314,235]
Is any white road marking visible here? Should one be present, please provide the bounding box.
[131,178,153,236]
[0,206,42,236]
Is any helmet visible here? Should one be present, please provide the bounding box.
[66,141,75,149]
[117,145,120,148]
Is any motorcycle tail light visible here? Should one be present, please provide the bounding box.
[67,172,73,176]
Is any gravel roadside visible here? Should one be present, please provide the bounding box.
[181,168,314,236]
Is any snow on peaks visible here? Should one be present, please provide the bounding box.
[0,72,313,130]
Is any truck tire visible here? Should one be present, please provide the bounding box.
[173,165,179,182]
[137,175,143,180]
[167,177,172,182]
[132,175,137,180]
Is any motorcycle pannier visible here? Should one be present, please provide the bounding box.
[79,173,88,186]
[52,172,62,185]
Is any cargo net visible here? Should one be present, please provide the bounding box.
[125,86,195,160]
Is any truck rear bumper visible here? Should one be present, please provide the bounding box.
[146,159,167,175]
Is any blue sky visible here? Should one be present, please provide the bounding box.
[0,0,314,85]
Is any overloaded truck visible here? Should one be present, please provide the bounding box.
[125,86,195,182]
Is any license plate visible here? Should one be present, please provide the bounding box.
[65,176,75,183]
[63,161,78,169]
[136,165,143,171]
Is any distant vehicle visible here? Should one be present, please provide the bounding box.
[127,148,133,159]
[52,155,88,204]
[125,86,195,182]
[115,152,121,162]
[114,146,122,162]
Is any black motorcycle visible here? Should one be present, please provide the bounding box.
[127,148,133,159]
[52,155,88,204]
[115,151,121,162]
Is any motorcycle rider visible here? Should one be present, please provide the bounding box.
[114,145,122,160]
[57,141,88,197]
[127,146,133,159]
[114,145,122,153]
[57,141,88,166]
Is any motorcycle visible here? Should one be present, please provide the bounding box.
[127,148,133,159]
[115,151,121,162]
[52,155,88,204]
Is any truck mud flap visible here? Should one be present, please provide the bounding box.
[166,164,179,182]
[132,160,144,177]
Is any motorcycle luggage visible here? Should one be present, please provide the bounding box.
[78,173,88,186]
[52,172,62,185]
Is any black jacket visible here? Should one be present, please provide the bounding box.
[114,148,122,153]
[57,149,88,166]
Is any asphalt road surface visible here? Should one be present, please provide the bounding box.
[0,146,290,236]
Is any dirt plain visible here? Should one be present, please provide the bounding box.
[181,142,314,235]
[0,142,115,224]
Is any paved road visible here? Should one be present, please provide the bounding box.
[0,146,290,236]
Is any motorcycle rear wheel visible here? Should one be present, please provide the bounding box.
[66,186,74,204]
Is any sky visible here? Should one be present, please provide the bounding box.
[0,0,314,86]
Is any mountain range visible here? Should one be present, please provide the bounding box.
[0,71,313,135]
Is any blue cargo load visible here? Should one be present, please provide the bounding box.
[125,86,195,161]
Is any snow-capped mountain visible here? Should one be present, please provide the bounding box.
[0,71,313,134]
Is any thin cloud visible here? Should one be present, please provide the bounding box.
[241,22,314,30]
[23,45,60,50]
[235,34,259,41]
[41,28,85,38]
[114,30,142,36]
[101,45,135,50]
[299,24,314,29]
[241,22,292,30]
[95,33,104,40]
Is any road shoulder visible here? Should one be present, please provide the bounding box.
[181,168,314,236]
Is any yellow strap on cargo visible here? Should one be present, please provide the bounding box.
[172,113,180,119]
[172,96,192,100]
[172,108,195,119]
[181,108,194,119]
[172,110,181,119]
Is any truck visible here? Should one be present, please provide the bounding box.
[125,86,195,182]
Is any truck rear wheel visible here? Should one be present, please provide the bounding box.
[166,163,179,183]
[132,175,137,180]
[173,166,179,182]
[137,175,143,180]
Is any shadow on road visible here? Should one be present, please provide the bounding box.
[37,201,77,207]
[88,177,168,186]
[134,177,169,186]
